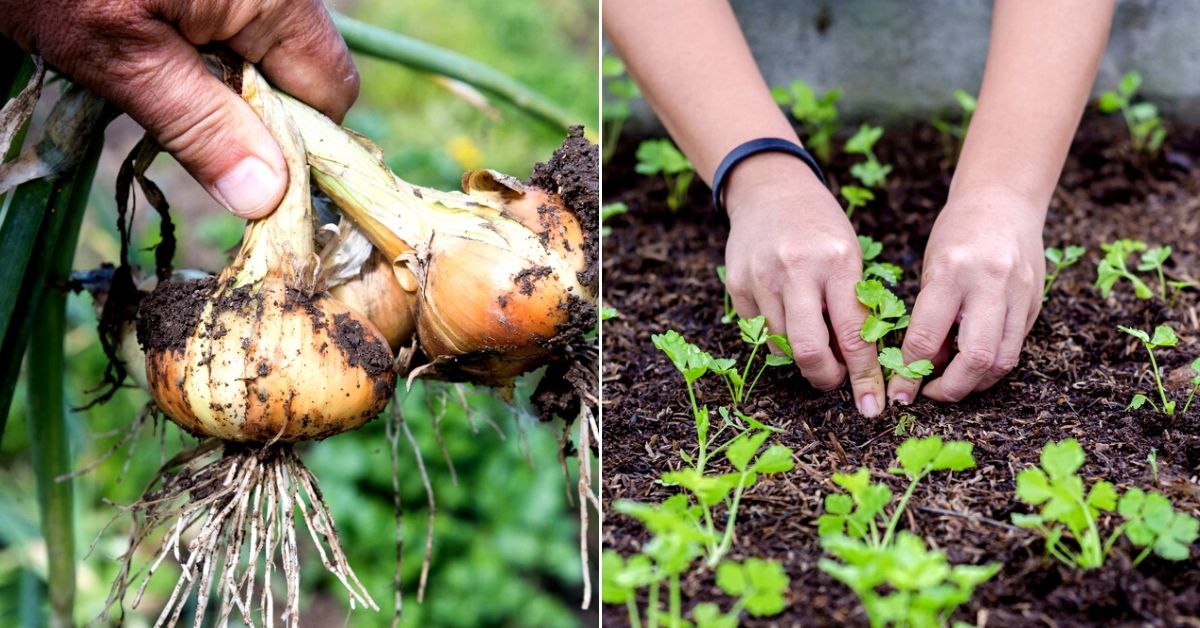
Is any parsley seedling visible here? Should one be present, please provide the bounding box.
[1118,324,1197,416]
[1043,245,1085,301]
[818,437,994,625]
[841,185,874,218]
[603,55,642,163]
[1097,71,1166,155]
[845,124,892,189]
[931,88,977,164]
[600,305,620,322]
[1096,239,1153,300]
[858,235,902,286]
[636,139,695,211]
[856,280,933,380]
[1118,488,1200,564]
[771,80,841,162]
[1013,439,1119,569]
[602,201,629,237]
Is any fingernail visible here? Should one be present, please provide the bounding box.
[214,157,282,218]
[859,394,880,418]
[894,392,912,405]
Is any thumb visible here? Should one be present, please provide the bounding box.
[100,29,286,218]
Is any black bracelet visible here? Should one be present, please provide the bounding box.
[710,137,827,215]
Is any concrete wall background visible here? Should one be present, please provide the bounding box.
[621,0,1200,130]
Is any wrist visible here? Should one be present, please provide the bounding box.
[943,181,1048,225]
[723,152,828,221]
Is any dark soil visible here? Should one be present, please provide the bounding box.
[330,311,395,378]
[136,277,217,352]
[529,124,600,291]
[602,113,1200,627]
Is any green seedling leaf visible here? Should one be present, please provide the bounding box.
[1119,70,1142,97]
[726,430,771,472]
[1119,325,1151,343]
[1150,324,1178,348]
[850,161,892,188]
[1041,438,1085,480]
[764,354,792,367]
[716,558,790,617]
[1119,488,1199,562]
[1128,393,1149,411]
[861,316,895,343]
[600,305,619,321]
[845,124,884,154]
[858,235,883,261]
[601,551,657,604]
[953,89,977,113]
[738,315,769,346]
[661,468,741,507]
[878,348,933,379]
[841,185,875,209]
[1097,91,1123,113]
[692,603,737,628]
[896,436,943,475]
[751,445,795,474]
[865,262,902,285]
[1137,245,1171,270]
[931,440,975,472]
[652,330,711,384]
[635,139,691,175]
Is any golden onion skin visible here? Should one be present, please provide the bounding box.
[416,234,586,385]
[139,278,396,443]
[330,251,416,352]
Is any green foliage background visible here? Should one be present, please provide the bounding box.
[0,0,598,626]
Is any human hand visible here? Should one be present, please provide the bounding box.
[0,0,359,218]
[723,153,886,417]
[887,185,1046,404]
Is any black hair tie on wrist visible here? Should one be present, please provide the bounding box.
[710,137,827,215]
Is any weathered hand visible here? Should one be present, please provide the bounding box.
[723,153,886,417]
[0,0,359,218]
[888,185,1046,403]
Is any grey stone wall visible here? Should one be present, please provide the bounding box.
[620,0,1200,129]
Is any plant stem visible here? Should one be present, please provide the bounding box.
[331,12,578,132]
[1146,346,1172,415]
[647,580,660,628]
[1155,265,1167,301]
[708,472,749,566]
[882,472,924,548]
[1182,383,1198,416]
[668,573,682,628]
[626,598,643,628]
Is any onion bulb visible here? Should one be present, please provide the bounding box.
[274,83,596,386]
[135,66,396,442]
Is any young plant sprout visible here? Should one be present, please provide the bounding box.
[1118,488,1200,564]
[1136,245,1175,301]
[1013,439,1119,569]
[1043,244,1085,300]
[602,54,642,164]
[715,265,736,324]
[858,235,902,286]
[771,79,841,162]
[845,124,892,189]
[931,88,977,163]
[705,316,794,407]
[635,138,695,211]
[1096,239,1153,300]
[602,201,629,237]
[1119,324,1197,416]
[841,185,875,219]
[1148,448,1160,486]
[1097,70,1167,155]
[601,305,620,321]
[818,437,996,625]
[603,499,792,627]
[856,280,933,380]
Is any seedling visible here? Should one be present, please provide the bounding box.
[845,124,892,189]
[662,429,794,565]
[931,89,977,163]
[1012,439,1119,569]
[1097,71,1166,155]
[1119,323,1198,416]
[856,280,933,379]
[602,201,629,237]
[1133,245,1191,303]
[771,79,841,162]
[715,265,735,324]
[705,316,794,407]
[1096,239,1153,300]
[1147,448,1159,486]
[820,532,999,628]
[818,437,995,626]
[894,413,916,437]
[858,235,902,286]
[841,185,874,218]
[601,305,620,321]
[1118,488,1199,564]
[1043,245,1085,301]
[603,55,642,163]
[818,437,977,548]
[636,139,695,211]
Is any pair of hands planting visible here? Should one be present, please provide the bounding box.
[606,0,1116,416]
[0,0,357,219]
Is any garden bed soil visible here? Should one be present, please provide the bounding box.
[602,113,1200,626]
